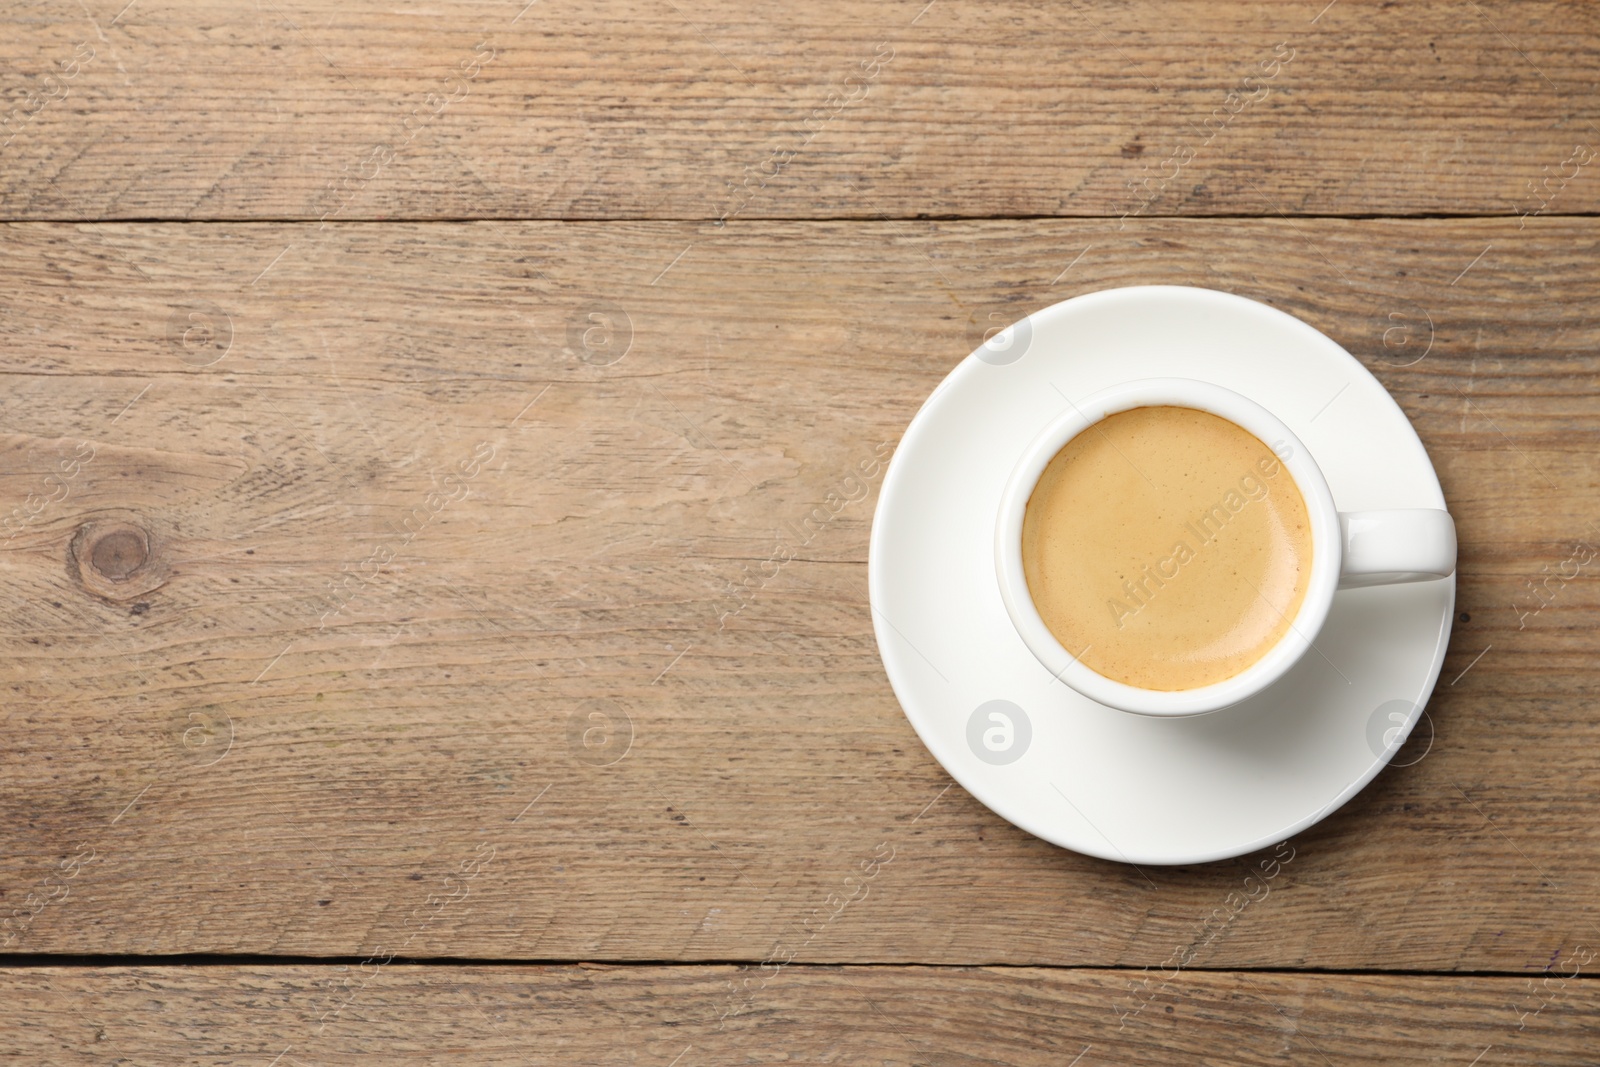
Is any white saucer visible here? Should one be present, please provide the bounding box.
[868,286,1455,865]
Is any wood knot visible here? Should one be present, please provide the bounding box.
[90,528,146,579]
[70,519,166,602]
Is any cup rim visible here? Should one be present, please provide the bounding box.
[994,377,1344,716]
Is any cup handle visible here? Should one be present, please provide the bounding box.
[1337,509,1457,588]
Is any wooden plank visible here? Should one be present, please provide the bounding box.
[2,964,1597,1064]
[0,217,1597,969]
[2,1,1599,219]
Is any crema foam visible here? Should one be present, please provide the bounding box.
[1020,405,1313,691]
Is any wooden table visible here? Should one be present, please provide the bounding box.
[3,1,1597,1062]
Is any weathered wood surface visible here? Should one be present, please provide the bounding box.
[2,0,1599,220]
[1,218,1596,968]
[3,964,1598,1065]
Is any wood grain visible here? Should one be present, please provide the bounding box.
[2,964,1597,1065]
[2,0,1599,220]
[1,217,1597,968]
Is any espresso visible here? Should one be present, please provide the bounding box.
[1021,405,1312,691]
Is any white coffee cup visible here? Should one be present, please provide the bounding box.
[994,377,1457,717]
